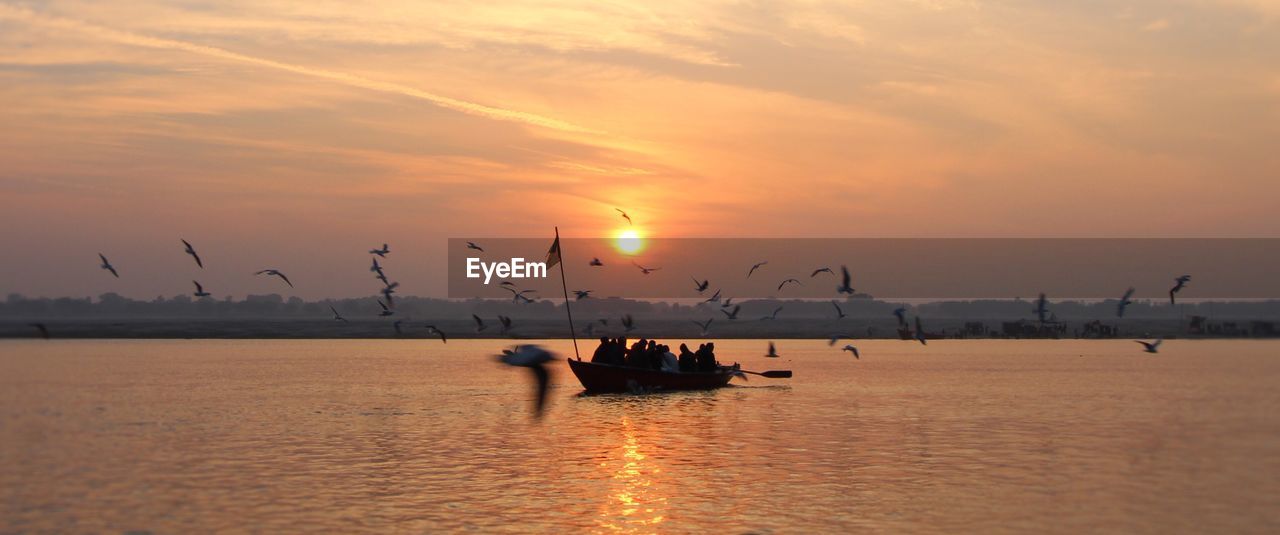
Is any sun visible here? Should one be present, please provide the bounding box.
[614,229,645,255]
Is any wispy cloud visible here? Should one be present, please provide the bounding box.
[0,4,599,134]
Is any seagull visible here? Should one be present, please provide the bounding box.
[393,319,406,335]
[615,208,632,225]
[760,306,783,321]
[765,341,780,358]
[893,307,907,327]
[632,261,661,274]
[181,239,203,268]
[842,345,860,359]
[505,287,537,303]
[370,257,384,276]
[1169,275,1191,305]
[621,314,635,332]
[721,297,735,309]
[722,305,741,320]
[377,299,394,317]
[747,261,768,278]
[1034,293,1049,323]
[828,334,854,346]
[369,243,390,257]
[497,344,555,417]
[29,323,50,340]
[1136,338,1163,354]
[255,269,293,288]
[777,278,801,291]
[473,314,487,332]
[498,315,513,334]
[836,266,855,295]
[811,267,833,277]
[693,318,713,336]
[703,289,722,304]
[192,280,211,298]
[692,277,710,293]
[574,290,592,300]
[832,300,846,319]
[914,317,928,345]
[380,282,399,306]
[424,325,447,343]
[466,241,484,252]
[589,257,604,266]
[499,281,517,288]
[329,306,348,322]
[98,253,119,278]
[598,318,610,326]
[1117,287,1136,318]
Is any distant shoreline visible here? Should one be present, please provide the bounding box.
[3,319,1276,340]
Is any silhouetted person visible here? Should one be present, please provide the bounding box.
[592,337,610,363]
[678,343,696,372]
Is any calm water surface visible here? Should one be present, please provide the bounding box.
[2,339,1279,533]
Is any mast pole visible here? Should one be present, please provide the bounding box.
[555,226,581,360]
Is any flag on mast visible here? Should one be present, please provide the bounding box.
[546,236,561,268]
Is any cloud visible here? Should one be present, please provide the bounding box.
[0,4,599,135]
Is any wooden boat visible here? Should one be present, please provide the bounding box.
[567,358,737,393]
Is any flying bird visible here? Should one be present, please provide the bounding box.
[192,280,211,298]
[615,208,632,225]
[377,299,394,317]
[692,277,710,293]
[836,266,855,295]
[842,345,860,359]
[573,290,592,300]
[425,325,447,343]
[632,261,661,275]
[29,323,50,340]
[692,318,713,336]
[329,306,348,322]
[621,314,635,332]
[811,267,833,277]
[181,239,203,268]
[765,341,780,358]
[380,282,399,306]
[892,307,907,327]
[473,314,487,332]
[1169,275,1191,305]
[703,289,722,304]
[393,319,406,336]
[1117,287,1136,318]
[721,297,735,309]
[498,315,513,334]
[831,300,846,319]
[369,243,390,257]
[466,241,484,252]
[255,269,293,288]
[497,345,555,417]
[914,317,928,345]
[760,306,783,321]
[499,281,517,288]
[747,261,768,278]
[722,305,741,320]
[589,257,604,267]
[370,258,384,276]
[98,253,119,278]
[1136,338,1163,354]
[777,278,801,291]
[505,287,537,303]
[828,334,854,346]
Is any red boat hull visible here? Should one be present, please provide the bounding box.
[567,359,735,393]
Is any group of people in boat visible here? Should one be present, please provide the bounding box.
[590,337,720,373]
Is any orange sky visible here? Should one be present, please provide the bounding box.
[1,1,1278,299]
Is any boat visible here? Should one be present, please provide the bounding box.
[567,358,737,393]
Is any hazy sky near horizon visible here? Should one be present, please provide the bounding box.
[1,1,1278,299]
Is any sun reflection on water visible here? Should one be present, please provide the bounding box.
[597,417,667,532]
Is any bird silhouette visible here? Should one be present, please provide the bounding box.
[632,261,661,274]
[692,318,713,336]
[369,243,390,257]
[473,314,487,332]
[747,261,768,278]
[181,239,203,268]
[497,345,555,417]
[692,277,710,293]
[1136,338,1163,353]
[573,290,592,300]
[842,345,860,359]
[255,269,293,288]
[29,323,50,339]
[1169,275,1191,305]
[777,278,801,291]
[1117,287,1136,318]
[831,300,846,319]
[760,306,783,321]
[192,280,211,298]
[424,325,447,343]
[330,306,347,322]
[466,241,484,252]
[498,315,513,334]
[589,257,604,267]
[703,289,722,304]
[615,208,632,225]
[377,299,394,317]
[892,307,907,327]
[836,266,855,294]
[621,314,635,332]
[722,305,741,320]
[914,317,928,345]
[98,253,119,278]
[811,267,834,277]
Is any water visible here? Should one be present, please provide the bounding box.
[2,339,1278,533]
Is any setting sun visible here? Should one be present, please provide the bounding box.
[614,229,645,256]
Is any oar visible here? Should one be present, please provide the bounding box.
[739,369,792,378]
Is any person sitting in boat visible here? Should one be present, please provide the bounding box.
[646,340,663,370]
[678,344,697,372]
[661,345,680,372]
[591,337,611,364]
[626,338,648,368]
[695,343,718,372]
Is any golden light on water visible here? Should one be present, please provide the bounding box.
[614,229,645,256]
